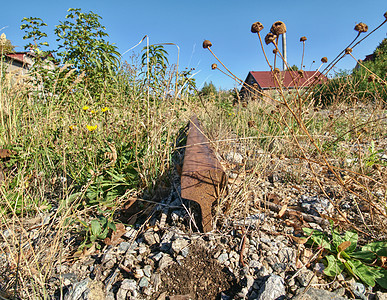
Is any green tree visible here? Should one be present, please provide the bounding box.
[286,64,299,71]
[352,38,387,101]
[200,81,217,96]
[54,8,120,97]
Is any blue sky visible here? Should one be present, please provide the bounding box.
[1,1,386,90]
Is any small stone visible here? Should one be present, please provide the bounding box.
[158,254,173,270]
[217,253,229,264]
[258,274,285,300]
[143,265,152,277]
[293,287,347,300]
[143,230,160,246]
[134,268,144,279]
[171,238,189,254]
[120,279,137,291]
[297,269,318,287]
[124,227,137,239]
[152,252,163,262]
[138,277,149,288]
[225,151,244,164]
[119,241,131,252]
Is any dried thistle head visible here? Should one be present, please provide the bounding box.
[242,101,248,108]
[300,36,307,42]
[354,22,368,33]
[273,68,280,75]
[384,12,387,19]
[273,49,278,54]
[270,21,287,35]
[211,63,217,70]
[248,120,255,128]
[321,57,328,63]
[203,40,212,49]
[368,74,375,82]
[265,32,277,45]
[251,22,264,33]
[298,70,304,77]
[345,47,353,54]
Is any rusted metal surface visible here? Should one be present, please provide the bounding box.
[181,115,227,232]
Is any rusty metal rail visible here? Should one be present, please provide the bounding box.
[181,115,227,232]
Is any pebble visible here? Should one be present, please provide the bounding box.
[143,230,160,246]
[217,253,229,264]
[293,287,347,300]
[171,238,189,254]
[225,151,244,164]
[143,265,152,277]
[118,241,131,253]
[257,274,285,300]
[120,279,137,291]
[138,277,149,288]
[158,253,173,270]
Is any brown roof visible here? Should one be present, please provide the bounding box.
[249,70,327,89]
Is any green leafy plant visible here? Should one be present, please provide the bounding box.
[364,141,386,168]
[79,214,116,250]
[303,225,387,288]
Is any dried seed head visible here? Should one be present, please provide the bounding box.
[211,63,217,70]
[298,70,304,78]
[368,74,375,82]
[384,12,387,19]
[273,68,280,75]
[354,22,368,33]
[203,40,212,49]
[321,57,328,63]
[242,101,248,108]
[270,21,287,35]
[248,120,255,128]
[265,32,277,45]
[251,22,264,33]
[300,36,307,42]
[345,47,352,54]
[273,49,278,54]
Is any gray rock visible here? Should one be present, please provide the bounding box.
[376,291,387,300]
[138,277,149,288]
[120,279,137,291]
[143,230,160,246]
[124,227,137,239]
[158,253,173,270]
[277,247,295,265]
[257,274,285,300]
[352,282,367,300]
[64,278,89,300]
[296,269,318,287]
[171,238,189,254]
[293,287,347,300]
[217,253,229,264]
[225,151,244,164]
[118,241,131,252]
[143,265,152,277]
[152,252,163,262]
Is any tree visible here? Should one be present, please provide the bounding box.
[200,81,217,96]
[286,64,299,71]
[54,8,120,96]
[351,38,386,100]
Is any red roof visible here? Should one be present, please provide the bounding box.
[249,70,327,89]
[4,52,32,65]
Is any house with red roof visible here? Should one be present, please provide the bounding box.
[240,70,327,102]
[2,51,56,76]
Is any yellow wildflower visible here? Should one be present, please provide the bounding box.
[101,107,109,112]
[82,105,89,111]
[86,125,98,132]
[69,125,76,131]
[91,110,97,114]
